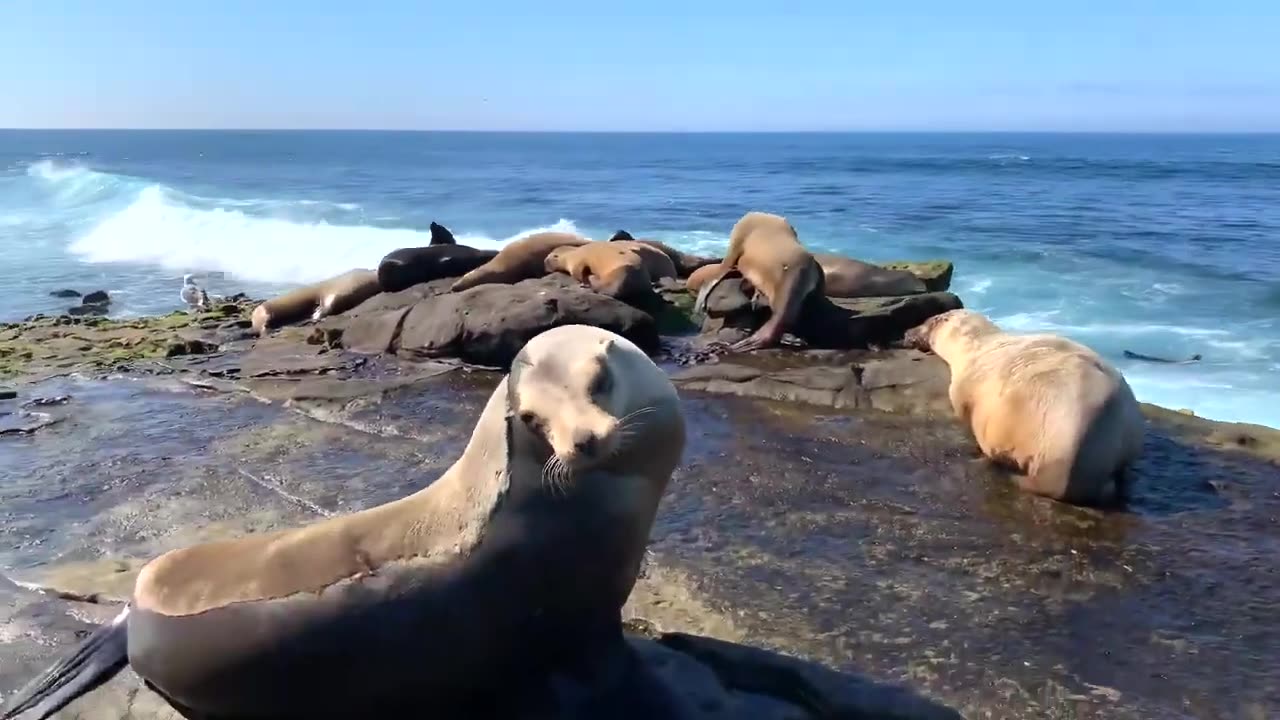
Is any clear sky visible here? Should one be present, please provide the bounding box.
[2,0,1277,132]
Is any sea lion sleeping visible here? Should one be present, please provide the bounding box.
[0,325,687,719]
[377,221,499,292]
[450,231,589,292]
[606,230,719,278]
[250,268,382,336]
[545,241,677,302]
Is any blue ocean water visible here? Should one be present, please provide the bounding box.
[1,130,1277,426]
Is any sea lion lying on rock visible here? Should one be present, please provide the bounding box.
[904,309,1145,506]
[0,324,687,720]
[813,253,927,298]
[377,222,499,292]
[546,242,677,303]
[607,230,720,278]
[250,268,382,336]
[450,231,589,292]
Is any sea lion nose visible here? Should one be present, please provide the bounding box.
[573,432,598,457]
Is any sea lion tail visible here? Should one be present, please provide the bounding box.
[0,607,130,720]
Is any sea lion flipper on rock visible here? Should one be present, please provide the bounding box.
[0,608,129,720]
[428,221,457,246]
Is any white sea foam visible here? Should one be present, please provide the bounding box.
[39,168,579,285]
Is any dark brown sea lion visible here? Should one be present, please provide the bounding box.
[377,222,499,292]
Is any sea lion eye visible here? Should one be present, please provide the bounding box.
[589,368,612,396]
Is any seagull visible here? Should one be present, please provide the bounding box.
[180,274,211,312]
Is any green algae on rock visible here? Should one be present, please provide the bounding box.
[0,300,257,379]
[881,260,954,292]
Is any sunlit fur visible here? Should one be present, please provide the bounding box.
[903,309,1145,506]
[507,326,678,493]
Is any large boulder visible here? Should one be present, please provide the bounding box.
[343,274,660,368]
[695,277,962,350]
[881,260,953,293]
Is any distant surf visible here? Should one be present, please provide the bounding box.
[1,131,1277,427]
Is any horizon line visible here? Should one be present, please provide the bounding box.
[3,127,1279,136]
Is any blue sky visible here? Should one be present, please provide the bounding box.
[2,0,1277,131]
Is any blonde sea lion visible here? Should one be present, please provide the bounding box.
[683,263,724,295]
[0,325,687,720]
[544,241,676,302]
[249,268,381,336]
[693,211,824,352]
[450,231,589,292]
[903,309,1145,506]
[607,230,719,278]
[813,253,927,298]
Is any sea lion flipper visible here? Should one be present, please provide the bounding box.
[428,222,457,246]
[0,608,130,720]
[607,230,634,242]
[693,268,739,316]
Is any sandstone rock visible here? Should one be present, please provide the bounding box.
[881,260,953,292]
[673,348,954,415]
[345,274,660,368]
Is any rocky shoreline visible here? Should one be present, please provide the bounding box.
[2,263,1278,719]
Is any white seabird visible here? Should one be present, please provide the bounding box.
[180,274,211,312]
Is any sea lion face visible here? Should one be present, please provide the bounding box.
[507,325,677,490]
[903,309,995,351]
[544,246,574,274]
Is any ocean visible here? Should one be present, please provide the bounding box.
[1,130,1277,427]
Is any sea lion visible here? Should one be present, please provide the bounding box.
[903,309,1145,506]
[683,263,725,295]
[450,231,589,292]
[0,325,687,720]
[1123,349,1202,364]
[693,211,824,352]
[377,222,499,292]
[813,253,927,297]
[249,268,382,336]
[544,242,677,302]
[607,230,719,278]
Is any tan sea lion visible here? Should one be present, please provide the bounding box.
[683,263,725,295]
[607,230,719,278]
[544,241,676,302]
[249,268,381,336]
[693,211,824,352]
[903,309,1145,506]
[450,231,589,292]
[813,252,927,297]
[0,324,687,720]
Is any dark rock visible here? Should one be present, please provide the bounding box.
[66,304,109,317]
[347,274,659,368]
[164,339,219,358]
[0,409,62,435]
[21,395,71,407]
[49,289,82,298]
[81,290,111,306]
[697,279,963,350]
[0,387,15,401]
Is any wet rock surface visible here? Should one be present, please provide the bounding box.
[0,333,1276,719]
